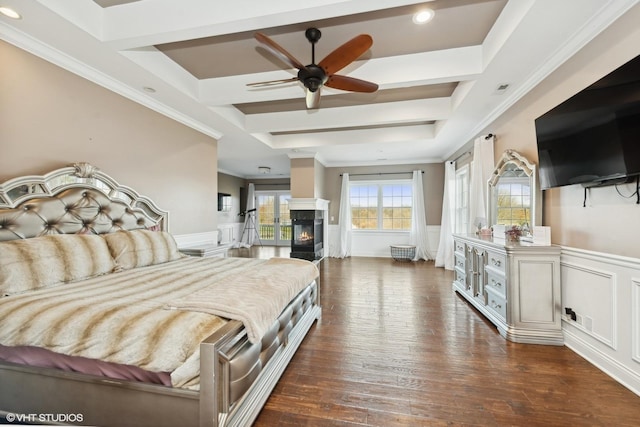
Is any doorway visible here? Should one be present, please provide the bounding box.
[255,192,291,246]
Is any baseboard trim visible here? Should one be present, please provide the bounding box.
[564,326,640,397]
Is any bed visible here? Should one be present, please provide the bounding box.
[0,163,321,427]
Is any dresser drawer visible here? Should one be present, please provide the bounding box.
[486,286,507,321]
[454,269,465,287]
[486,271,506,299]
[486,251,506,274]
[454,240,466,255]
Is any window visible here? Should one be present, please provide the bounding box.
[350,181,412,230]
[454,165,470,233]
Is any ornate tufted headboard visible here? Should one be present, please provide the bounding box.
[0,162,168,242]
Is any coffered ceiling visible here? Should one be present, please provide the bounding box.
[1,0,638,178]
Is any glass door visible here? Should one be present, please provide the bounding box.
[256,192,291,246]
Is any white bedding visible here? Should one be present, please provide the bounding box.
[0,256,318,389]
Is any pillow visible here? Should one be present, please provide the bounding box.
[0,234,117,296]
[102,229,184,270]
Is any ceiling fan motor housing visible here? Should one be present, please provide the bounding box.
[298,64,327,92]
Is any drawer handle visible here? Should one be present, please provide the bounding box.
[491,279,502,288]
[491,258,502,267]
[490,300,502,309]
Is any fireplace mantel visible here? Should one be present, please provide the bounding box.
[289,198,329,211]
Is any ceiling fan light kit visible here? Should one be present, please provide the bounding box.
[249,27,378,109]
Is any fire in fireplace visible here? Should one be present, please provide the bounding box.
[290,209,323,261]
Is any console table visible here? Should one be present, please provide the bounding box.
[452,234,563,345]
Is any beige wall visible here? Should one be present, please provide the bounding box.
[0,40,218,235]
[478,4,640,258]
[314,158,326,199]
[323,163,444,225]
[289,157,316,198]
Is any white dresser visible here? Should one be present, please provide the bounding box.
[452,234,563,345]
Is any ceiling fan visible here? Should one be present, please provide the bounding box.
[247,28,378,109]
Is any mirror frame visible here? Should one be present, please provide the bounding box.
[487,149,540,230]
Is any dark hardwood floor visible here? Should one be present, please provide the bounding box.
[230,247,640,426]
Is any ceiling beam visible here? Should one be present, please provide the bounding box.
[244,98,449,133]
[97,0,433,49]
[199,46,483,105]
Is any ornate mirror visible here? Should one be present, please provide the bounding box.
[487,150,540,234]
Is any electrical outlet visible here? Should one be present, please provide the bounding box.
[576,314,583,325]
[584,316,593,332]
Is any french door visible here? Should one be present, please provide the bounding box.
[255,192,291,246]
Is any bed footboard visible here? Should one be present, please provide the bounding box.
[201,280,320,427]
[0,281,321,427]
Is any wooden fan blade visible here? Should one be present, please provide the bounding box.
[325,74,378,93]
[255,32,306,70]
[306,88,321,109]
[246,77,299,87]
[318,34,373,75]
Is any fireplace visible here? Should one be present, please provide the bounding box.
[290,210,323,261]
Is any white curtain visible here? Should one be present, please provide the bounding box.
[335,173,352,258]
[435,161,456,270]
[468,134,495,233]
[410,170,433,261]
[239,183,256,248]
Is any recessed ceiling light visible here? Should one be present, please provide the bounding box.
[143,86,156,93]
[0,7,21,19]
[413,8,434,24]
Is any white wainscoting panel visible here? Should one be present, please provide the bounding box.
[173,224,242,248]
[561,247,640,397]
[327,225,440,258]
[218,223,241,245]
[561,260,617,348]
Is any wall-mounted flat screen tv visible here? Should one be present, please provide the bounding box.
[535,54,640,190]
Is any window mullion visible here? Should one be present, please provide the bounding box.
[377,184,383,229]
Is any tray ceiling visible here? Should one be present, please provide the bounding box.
[2,0,637,177]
